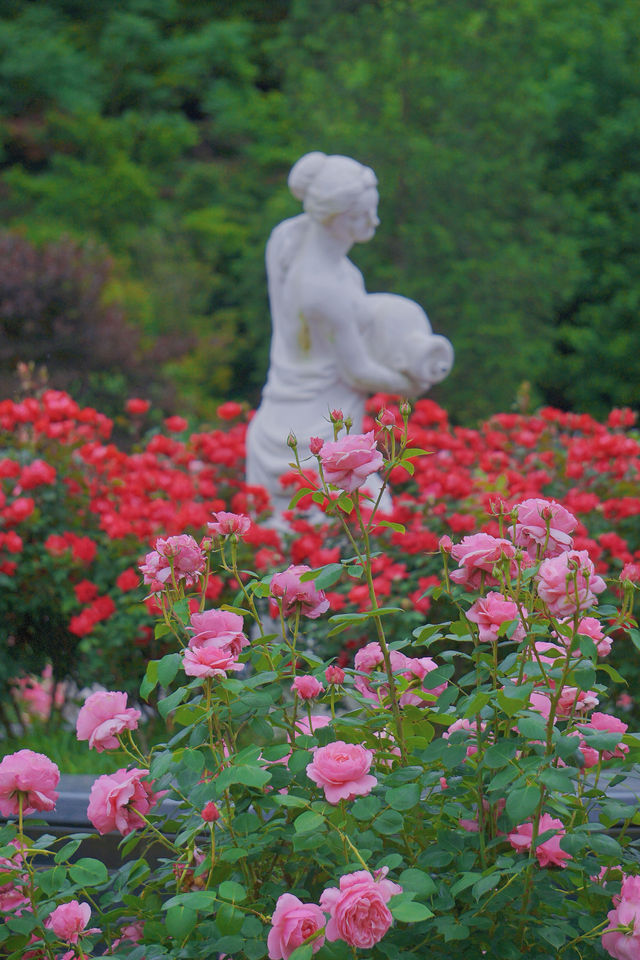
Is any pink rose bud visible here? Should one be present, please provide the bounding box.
[377,409,395,427]
[292,675,324,700]
[287,432,297,449]
[439,535,453,553]
[201,801,220,822]
[325,665,345,685]
[400,400,411,417]
[309,436,324,455]
[330,409,344,422]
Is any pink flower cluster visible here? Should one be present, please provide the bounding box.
[268,869,401,959]
[354,641,445,706]
[182,608,249,678]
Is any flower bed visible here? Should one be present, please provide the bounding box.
[1,391,639,728]
[1,417,640,958]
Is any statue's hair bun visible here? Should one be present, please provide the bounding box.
[288,152,327,201]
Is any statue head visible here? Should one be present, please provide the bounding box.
[288,152,379,243]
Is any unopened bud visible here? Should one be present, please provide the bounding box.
[378,409,395,427]
[201,801,220,822]
[439,534,453,554]
[400,400,411,419]
[309,436,324,455]
[325,665,345,685]
[287,432,297,449]
[330,409,344,423]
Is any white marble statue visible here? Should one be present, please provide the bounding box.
[246,151,453,516]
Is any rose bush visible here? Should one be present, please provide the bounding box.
[2,389,640,730]
[1,413,640,958]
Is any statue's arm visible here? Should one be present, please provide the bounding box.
[305,286,414,395]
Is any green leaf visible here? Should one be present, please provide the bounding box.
[377,520,406,534]
[289,487,315,509]
[373,808,404,835]
[166,905,197,938]
[450,872,483,897]
[216,901,244,936]
[158,686,188,719]
[157,652,181,688]
[483,741,517,769]
[287,945,313,960]
[390,898,434,922]
[68,858,108,886]
[216,764,271,790]
[351,795,382,820]
[517,716,547,740]
[506,785,541,822]
[140,658,160,700]
[54,839,82,863]
[385,782,421,811]
[472,873,501,900]
[294,811,325,834]
[219,880,247,902]
[398,868,437,898]
[572,665,596,690]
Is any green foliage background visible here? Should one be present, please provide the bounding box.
[0,0,638,421]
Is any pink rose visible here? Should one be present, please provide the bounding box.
[292,675,324,700]
[555,685,599,717]
[581,712,629,760]
[320,869,402,949]
[320,431,383,493]
[207,511,251,538]
[399,656,447,706]
[603,875,640,959]
[139,534,205,587]
[309,436,324,455]
[183,644,243,678]
[112,921,145,951]
[270,565,330,619]
[76,691,141,752]
[575,616,612,657]
[0,840,29,914]
[306,741,377,804]
[87,767,159,836]
[0,749,60,816]
[267,893,326,960]
[188,609,249,658]
[513,497,576,558]
[536,549,606,616]
[45,900,97,943]
[450,533,517,589]
[353,643,408,704]
[467,592,526,643]
[508,814,571,868]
